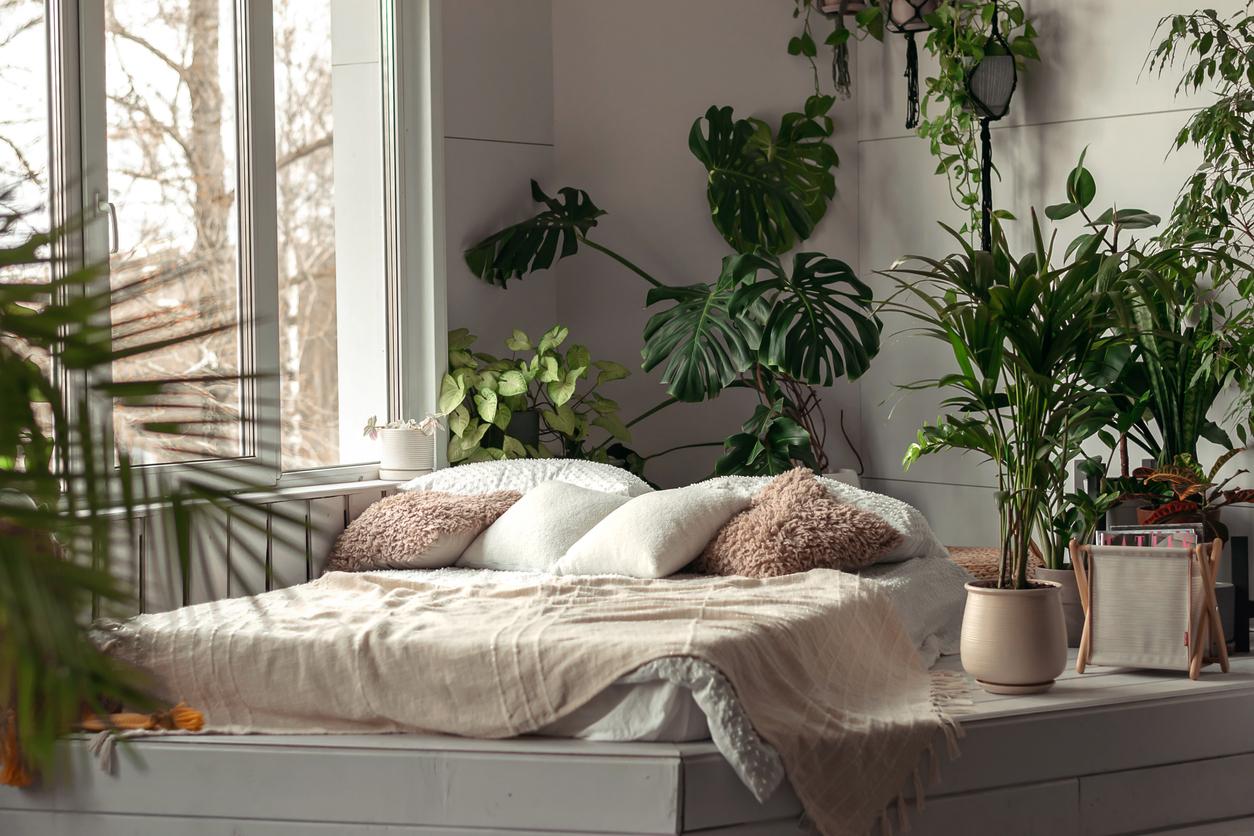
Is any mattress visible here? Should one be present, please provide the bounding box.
[375,555,970,745]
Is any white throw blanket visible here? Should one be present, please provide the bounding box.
[96,569,960,836]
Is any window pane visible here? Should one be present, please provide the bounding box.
[105,0,244,464]
[0,0,53,440]
[273,0,388,471]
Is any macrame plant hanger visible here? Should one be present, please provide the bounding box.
[883,0,936,130]
[965,0,1018,251]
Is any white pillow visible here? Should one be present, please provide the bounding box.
[694,474,945,563]
[400,459,651,497]
[456,481,629,572]
[555,484,750,578]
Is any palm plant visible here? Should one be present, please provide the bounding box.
[884,213,1129,587]
[464,96,882,476]
[0,199,280,783]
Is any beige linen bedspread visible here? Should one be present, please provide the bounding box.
[97,569,957,836]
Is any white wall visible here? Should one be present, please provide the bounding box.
[441,0,558,351]
[550,0,863,488]
[854,0,1246,544]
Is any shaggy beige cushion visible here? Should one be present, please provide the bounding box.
[693,468,902,578]
[327,490,520,572]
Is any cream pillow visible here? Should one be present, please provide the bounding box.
[456,481,629,572]
[555,484,750,578]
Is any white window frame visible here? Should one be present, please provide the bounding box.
[48,0,447,490]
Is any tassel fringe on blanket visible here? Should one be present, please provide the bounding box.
[0,703,205,788]
[873,671,972,836]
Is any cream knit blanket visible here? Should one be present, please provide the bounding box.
[97,569,958,836]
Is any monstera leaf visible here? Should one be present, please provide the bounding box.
[464,180,605,287]
[641,256,762,403]
[689,95,839,256]
[715,404,816,476]
[730,252,880,385]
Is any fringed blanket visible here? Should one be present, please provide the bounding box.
[96,569,960,836]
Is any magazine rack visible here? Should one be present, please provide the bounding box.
[1070,539,1229,680]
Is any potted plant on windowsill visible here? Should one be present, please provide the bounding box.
[363,415,442,480]
[884,197,1138,693]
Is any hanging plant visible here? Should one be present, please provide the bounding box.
[784,0,1040,237]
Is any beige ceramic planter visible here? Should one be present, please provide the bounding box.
[961,580,1068,695]
[1035,567,1084,648]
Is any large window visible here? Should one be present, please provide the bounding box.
[3,0,410,483]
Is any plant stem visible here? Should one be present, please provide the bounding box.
[644,441,725,461]
[578,236,664,288]
[626,397,680,428]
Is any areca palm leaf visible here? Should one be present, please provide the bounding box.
[730,252,880,385]
[464,180,605,287]
[689,96,839,255]
[641,256,761,403]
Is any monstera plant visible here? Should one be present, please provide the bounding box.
[464,95,881,476]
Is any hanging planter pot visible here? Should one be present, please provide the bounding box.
[818,0,869,11]
[964,0,1018,251]
[883,0,938,129]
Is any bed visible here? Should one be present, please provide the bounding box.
[13,463,976,835]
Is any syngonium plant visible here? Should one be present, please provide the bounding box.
[437,326,633,464]
[464,95,882,476]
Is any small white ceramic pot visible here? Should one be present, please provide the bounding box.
[1035,567,1084,648]
[379,428,435,481]
[961,580,1068,695]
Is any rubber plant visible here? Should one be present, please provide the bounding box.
[437,326,633,464]
[464,95,882,476]
[0,199,286,784]
[785,0,1040,237]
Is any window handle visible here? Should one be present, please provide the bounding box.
[95,192,119,255]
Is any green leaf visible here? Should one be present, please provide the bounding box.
[642,258,761,402]
[592,413,632,443]
[437,373,467,414]
[689,100,839,255]
[536,355,561,383]
[537,324,569,354]
[497,369,528,397]
[566,344,591,376]
[449,404,471,438]
[593,359,630,384]
[546,369,580,406]
[730,252,881,384]
[1045,202,1079,221]
[543,404,578,436]
[449,328,476,351]
[474,389,498,424]
[448,349,478,369]
[1066,164,1096,210]
[492,402,512,432]
[463,180,606,287]
[502,435,528,458]
[504,329,531,351]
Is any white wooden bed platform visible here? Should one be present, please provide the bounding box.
[4,649,1254,836]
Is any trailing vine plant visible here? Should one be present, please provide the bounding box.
[786,1,1040,236]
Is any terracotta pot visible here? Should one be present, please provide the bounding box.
[960,580,1068,695]
[1035,568,1084,648]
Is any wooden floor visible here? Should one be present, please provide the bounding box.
[3,645,1254,835]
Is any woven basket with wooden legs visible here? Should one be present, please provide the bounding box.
[1070,539,1229,680]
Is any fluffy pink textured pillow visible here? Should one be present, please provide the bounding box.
[327,490,520,572]
[694,468,902,578]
